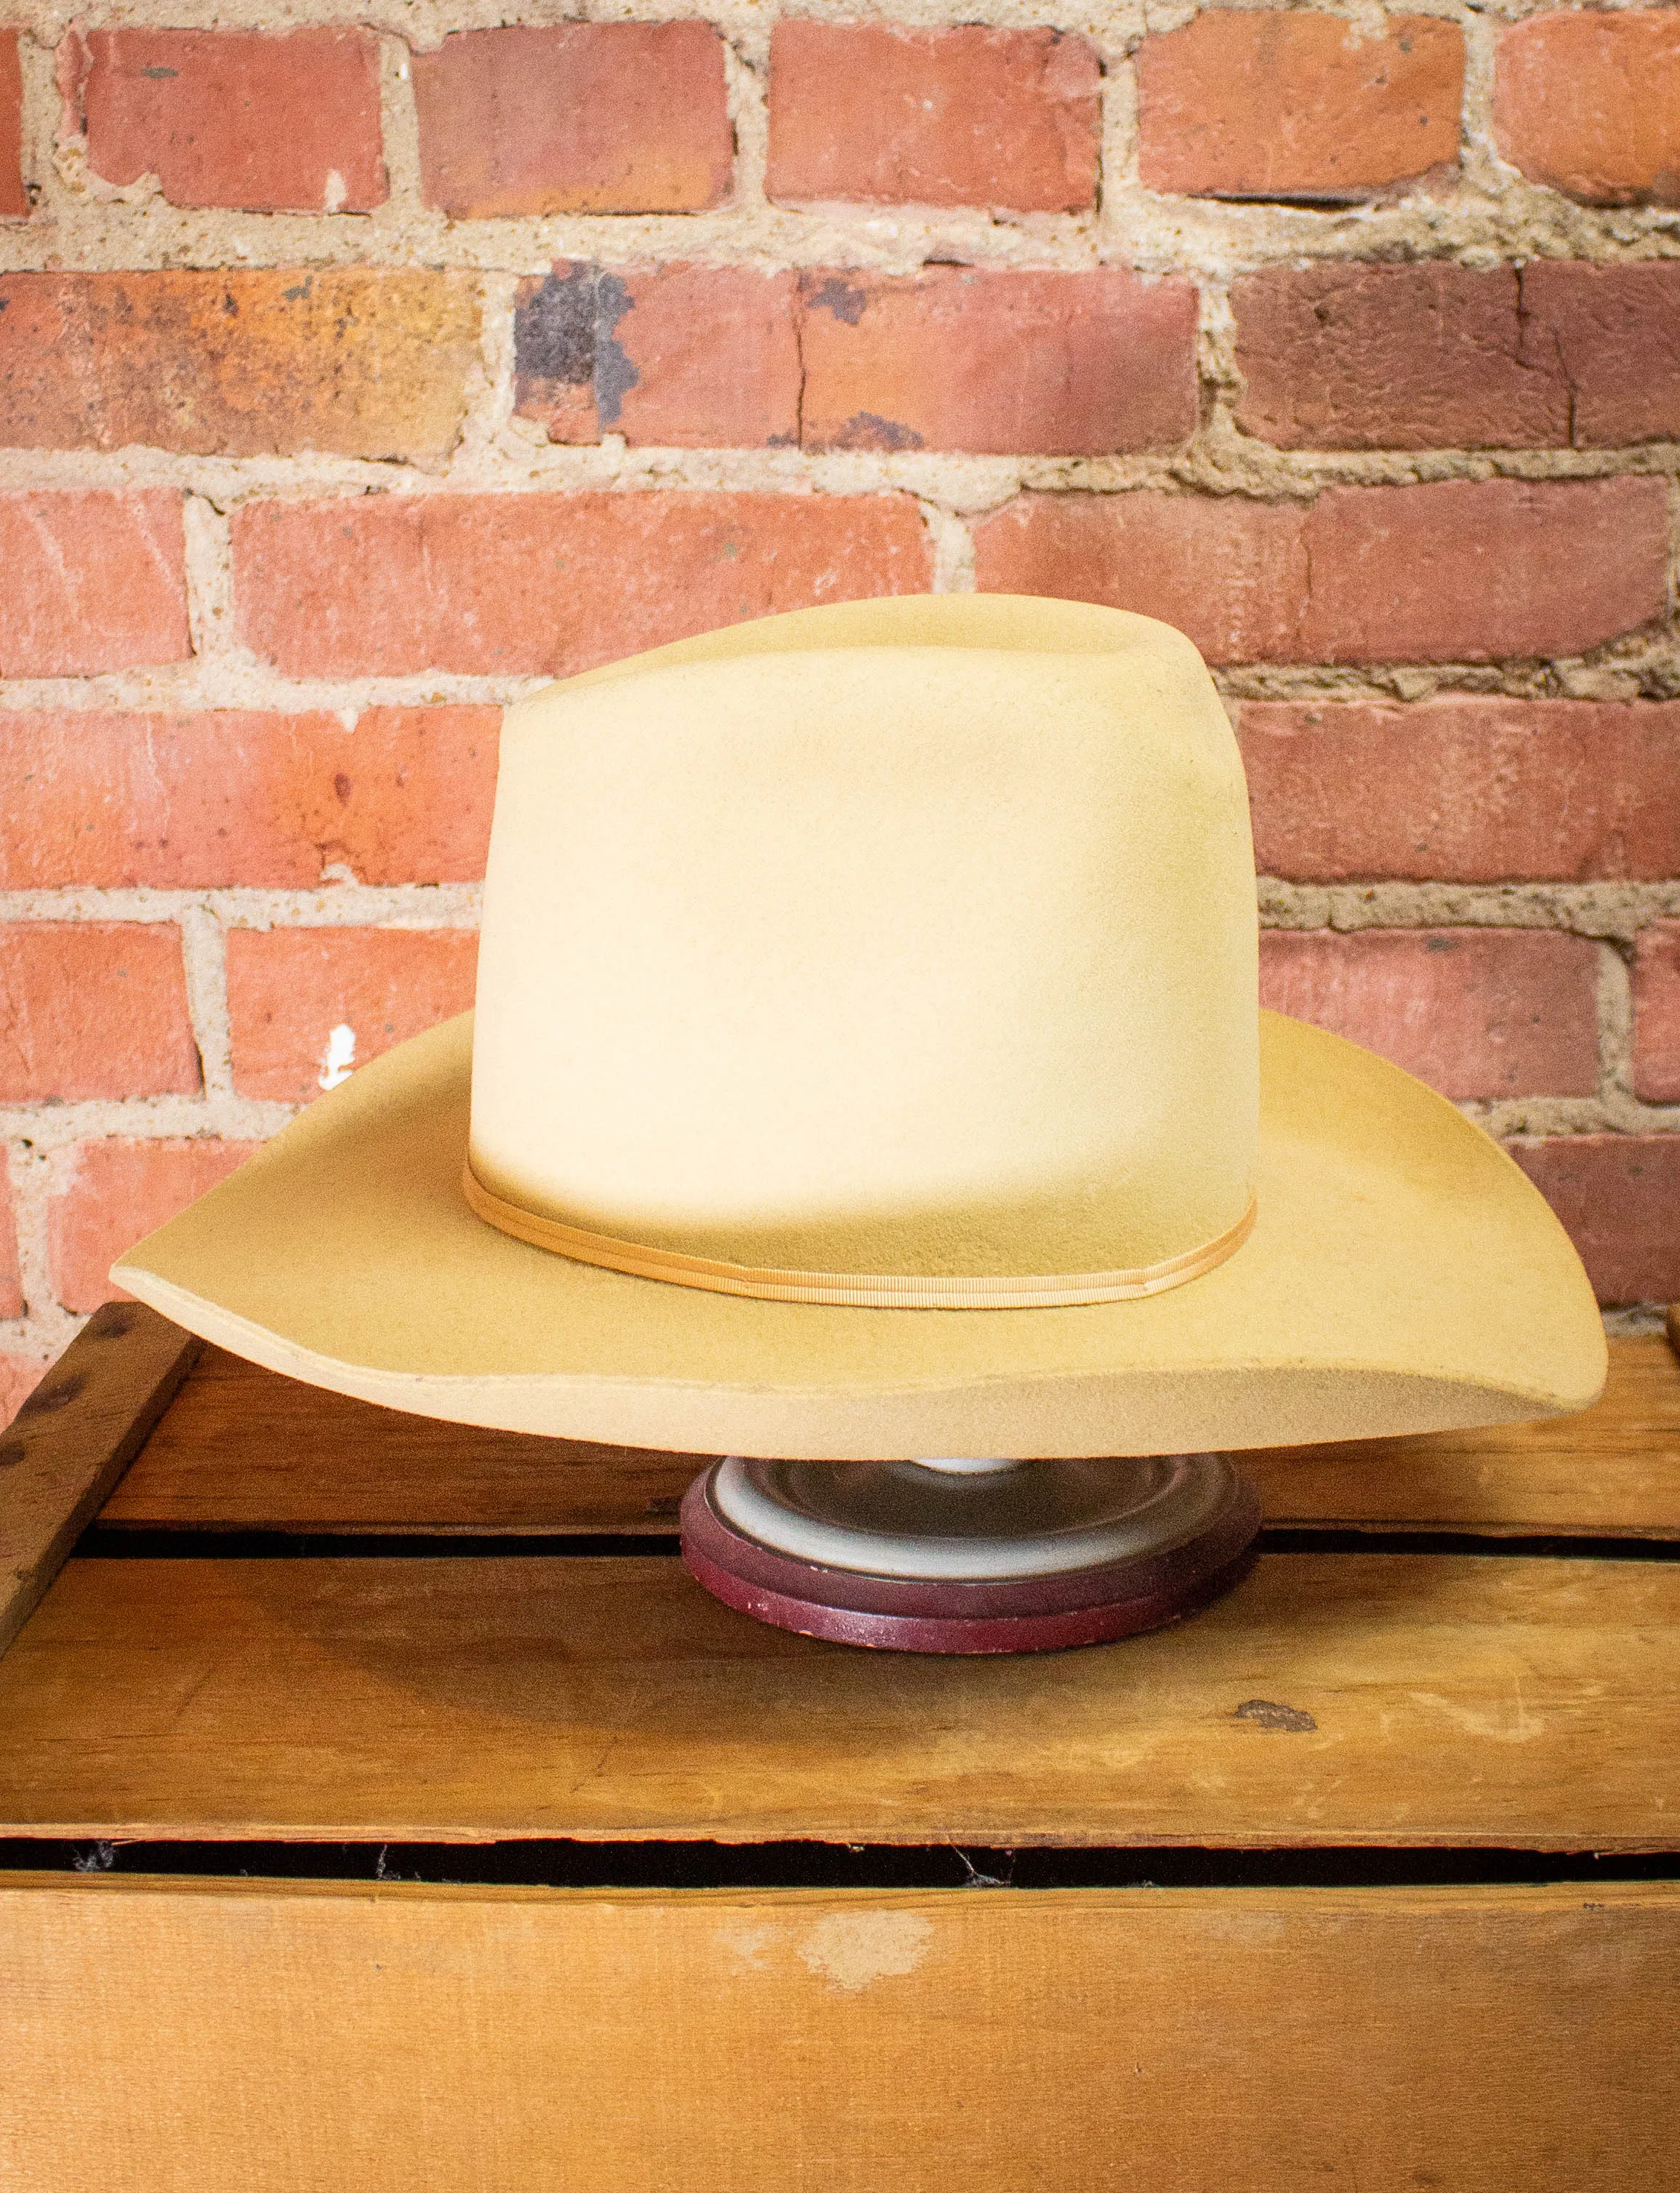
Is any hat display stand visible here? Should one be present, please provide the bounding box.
[680,1449,1262,1653]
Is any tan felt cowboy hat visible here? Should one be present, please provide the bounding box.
[116,595,1606,1460]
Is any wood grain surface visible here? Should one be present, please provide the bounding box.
[100,1335,1680,1537]
[2,1547,1675,1847]
[1251,1333,1680,1534]
[5,1317,1673,2193]
[3,1874,1676,2193]
[103,1343,704,1533]
[0,1304,198,1659]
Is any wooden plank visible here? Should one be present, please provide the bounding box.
[101,1334,1680,1539]
[1250,1332,1680,1536]
[103,1344,700,1534]
[0,1304,199,1660]
[2,1875,1675,2193]
[1,1548,1675,1847]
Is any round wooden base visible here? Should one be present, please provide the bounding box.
[680,1459,1261,1655]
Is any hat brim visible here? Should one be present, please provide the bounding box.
[114,1011,1605,1459]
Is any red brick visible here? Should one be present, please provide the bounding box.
[70,28,385,213]
[1260,929,1601,1100]
[1233,265,1569,450]
[0,270,477,462]
[0,708,498,891]
[798,268,1198,456]
[47,1139,257,1313]
[1240,699,1680,885]
[1508,1136,1680,1304]
[412,25,731,219]
[767,23,1099,212]
[0,1169,20,1319]
[511,262,1197,456]
[1299,477,1669,664]
[1633,926,1680,1104]
[976,492,1310,665]
[1,1354,44,1428]
[514,264,802,449]
[0,490,190,676]
[973,478,1667,665]
[1137,13,1463,201]
[233,492,933,679]
[0,925,198,1102]
[1,31,26,219]
[1235,261,1680,452]
[1518,262,1680,449]
[225,927,478,1104]
[1495,11,1680,207]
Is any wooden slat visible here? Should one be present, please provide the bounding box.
[1250,1332,1680,1536]
[3,1875,1676,2193]
[0,1304,199,1659]
[1,1548,1675,1846]
[103,1344,700,1533]
[101,1334,1680,1539]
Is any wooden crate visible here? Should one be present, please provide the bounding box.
[2,1304,1679,2192]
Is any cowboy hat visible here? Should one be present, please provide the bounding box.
[115,594,1605,1459]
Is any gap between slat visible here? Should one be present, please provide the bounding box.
[70,1525,1680,1563]
[2,1837,1679,1893]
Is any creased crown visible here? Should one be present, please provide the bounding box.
[466,595,1259,1302]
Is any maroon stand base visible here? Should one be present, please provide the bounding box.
[680,1464,1263,1655]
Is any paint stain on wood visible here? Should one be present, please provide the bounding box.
[799,1911,934,1991]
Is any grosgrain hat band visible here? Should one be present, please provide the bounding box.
[461,1163,1256,1310]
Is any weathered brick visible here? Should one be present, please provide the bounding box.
[515,264,802,449]
[798,267,1198,456]
[1298,477,1668,664]
[1495,10,1680,207]
[1,31,26,219]
[1260,929,1601,1100]
[0,708,499,891]
[975,492,1310,665]
[412,24,731,219]
[47,1139,257,1313]
[1633,926,1680,1104]
[1233,265,1569,450]
[225,928,479,1104]
[0,1170,20,1320]
[70,28,385,212]
[1240,699,1680,884]
[0,490,190,675]
[0,271,478,462]
[0,924,198,1102]
[1519,261,1680,449]
[233,492,933,678]
[1137,13,1463,201]
[1234,260,1680,451]
[973,478,1667,665]
[511,262,1197,455]
[767,23,1100,212]
[1508,1136,1680,1305]
[1,1355,44,1429]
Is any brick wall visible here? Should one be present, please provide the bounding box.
[1,4,1677,1416]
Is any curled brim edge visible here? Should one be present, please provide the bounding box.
[113,1011,1607,1459]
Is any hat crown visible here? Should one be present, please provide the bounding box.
[468,596,1258,1299]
